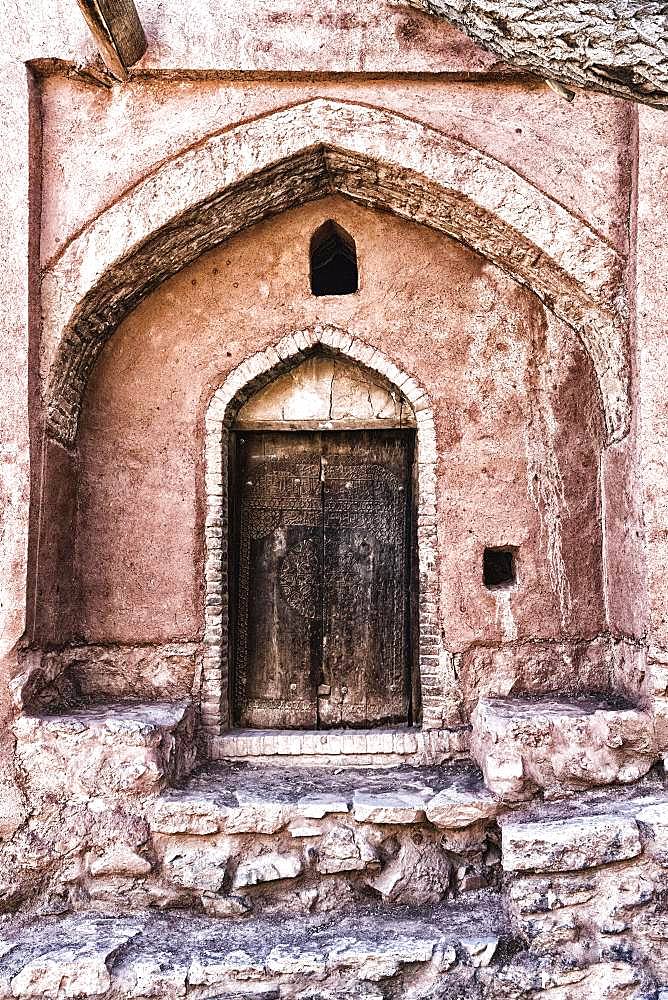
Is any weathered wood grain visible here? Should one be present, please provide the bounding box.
[76,0,147,80]
[232,430,413,730]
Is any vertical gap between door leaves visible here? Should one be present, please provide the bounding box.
[318,437,325,731]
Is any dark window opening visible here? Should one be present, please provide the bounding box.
[310,220,358,296]
[483,547,516,589]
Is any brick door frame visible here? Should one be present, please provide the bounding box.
[200,324,441,739]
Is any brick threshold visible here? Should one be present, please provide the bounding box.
[209,725,469,766]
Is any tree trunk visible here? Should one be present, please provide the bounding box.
[407,0,668,108]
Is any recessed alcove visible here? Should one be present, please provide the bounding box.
[483,547,516,590]
[309,220,358,296]
[39,198,608,748]
[209,345,422,735]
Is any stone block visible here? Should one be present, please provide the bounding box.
[164,846,229,891]
[13,701,195,800]
[200,893,252,918]
[425,784,499,829]
[636,802,668,863]
[151,791,232,835]
[367,839,451,904]
[352,791,427,824]
[265,945,327,976]
[459,935,499,968]
[316,827,369,875]
[502,815,642,873]
[472,696,656,801]
[232,852,303,888]
[89,845,152,878]
[328,935,438,982]
[508,876,597,914]
[297,794,349,819]
[225,802,291,835]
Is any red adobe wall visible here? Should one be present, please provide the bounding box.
[32,196,604,707]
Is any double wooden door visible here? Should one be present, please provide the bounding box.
[231,430,414,729]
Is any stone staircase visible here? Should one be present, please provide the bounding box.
[6,693,668,997]
[0,897,511,1000]
[2,775,668,998]
[144,760,501,916]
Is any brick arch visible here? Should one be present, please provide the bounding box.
[42,98,629,446]
[201,325,439,739]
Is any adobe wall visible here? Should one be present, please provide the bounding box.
[35,194,604,715]
[4,6,668,993]
[2,0,661,743]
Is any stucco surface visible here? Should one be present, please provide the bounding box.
[69,197,605,668]
[1,0,497,72]
[0,62,31,668]
[636,107,668,650]
[0,60,32,839]
[40,76,633,267]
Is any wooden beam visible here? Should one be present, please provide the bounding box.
[76,0,147,81]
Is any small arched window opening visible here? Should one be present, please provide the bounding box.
[309,220,358,296]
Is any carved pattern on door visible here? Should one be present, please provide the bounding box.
[279,538,322,619]
[233,432,412,729]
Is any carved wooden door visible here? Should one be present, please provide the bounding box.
[319,431,411,727]
[232,430,412,729]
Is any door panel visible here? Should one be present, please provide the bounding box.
[232,429,413,729]
[319,431,411,727]
[234,433,322,728]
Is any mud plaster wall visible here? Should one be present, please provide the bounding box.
[39,77,633,268]
[38,196,607,706]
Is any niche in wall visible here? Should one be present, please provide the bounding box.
[310,220,358,296]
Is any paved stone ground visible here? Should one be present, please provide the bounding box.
[0,894,513,999]
[172,760,488,802]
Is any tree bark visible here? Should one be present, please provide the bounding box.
[407,0,668,108]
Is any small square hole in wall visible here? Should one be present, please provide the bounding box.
[483,547,516,589]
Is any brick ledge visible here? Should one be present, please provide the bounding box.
[209,725,469,767]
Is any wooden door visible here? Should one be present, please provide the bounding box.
[232,432,323,728]
[319,431,412,727]
[232,430,413,729]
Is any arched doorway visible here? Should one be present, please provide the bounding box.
[227,350,418,730]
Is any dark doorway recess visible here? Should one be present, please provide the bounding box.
[483,547,516,588]
[310,220,358,296]
[230,429,415,729]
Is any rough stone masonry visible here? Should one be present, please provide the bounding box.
[1,1,668,998]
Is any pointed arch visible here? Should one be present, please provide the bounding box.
[42,98,629,446]
[200,325,440,738]
[309,219,359,296]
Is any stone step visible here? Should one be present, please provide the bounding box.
[471,695,657,801]
[494,781,668,993]
[76,761,502,916]
[209,725,468,766]
[0,897,513,1000]
[13,700,195,801]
